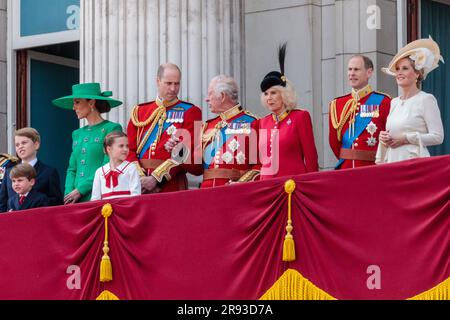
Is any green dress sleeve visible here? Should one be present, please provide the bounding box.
[64,130,78,196]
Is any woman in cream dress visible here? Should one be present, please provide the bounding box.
[376,38,444,164]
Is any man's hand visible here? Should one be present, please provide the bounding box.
[164,137,181,153]
[141,176,159,194]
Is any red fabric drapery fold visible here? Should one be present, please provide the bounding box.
[0,156,448,300]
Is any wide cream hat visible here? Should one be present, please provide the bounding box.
[382,37,444,79]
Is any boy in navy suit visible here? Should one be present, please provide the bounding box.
[8,164,48,212]
[0,128,63,212]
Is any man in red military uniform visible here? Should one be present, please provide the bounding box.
[329,55,391,169]
[0,153,19,186]
[200,75,260,188]
[127,63,202,193]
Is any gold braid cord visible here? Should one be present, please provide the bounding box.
[202,120,227,150]
[151,159,180,183]
[330,99,358,142]
[132,105,167,155]
[239,170,260,183]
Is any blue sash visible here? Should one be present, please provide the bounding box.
[203,114,255,169]
[335,93,385,169]
[139,103,193,159]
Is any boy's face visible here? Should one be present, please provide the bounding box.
[12,177,35,195]
[15,136,39,161]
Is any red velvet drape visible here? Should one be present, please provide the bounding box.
[0,156,448,300]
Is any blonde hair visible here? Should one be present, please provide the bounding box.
[408,58,425,89]
[260,80,298,111]
[103,131,127,154]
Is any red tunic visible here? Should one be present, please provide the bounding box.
[329,86,391,169]
[201,107,260,189]
[259,109,319,180]
[127,100,202,192]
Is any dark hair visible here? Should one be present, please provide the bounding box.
[103,131,128,154]
[352,55,374,71]
[14,127,41,144]
[94,100,112,114]
[10,163,36,181]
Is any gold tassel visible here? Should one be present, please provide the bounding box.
[100,204,113,283]
[96,290,120,300]
[283,180,296,262]
[260,269,336,300]
[408,277,450,300]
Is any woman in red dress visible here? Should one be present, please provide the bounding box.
[259,44,319,180]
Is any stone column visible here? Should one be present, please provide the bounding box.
[0,0,7,151]
[322,0,398,169]
[80,0,244,126]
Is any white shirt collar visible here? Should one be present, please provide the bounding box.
[23,159,38,167]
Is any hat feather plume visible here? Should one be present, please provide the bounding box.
[278,43,287,76]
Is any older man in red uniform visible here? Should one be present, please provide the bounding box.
[127,63,202,193]
[201,75,260,188]
[329,55,391,169]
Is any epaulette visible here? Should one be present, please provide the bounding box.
[178,100,194,107]
[0,153,19,167]
[137,101,155,108]
[244,110,260,120]
[374,91,392,99]
[333,93,352,102]
[206,116,220,124]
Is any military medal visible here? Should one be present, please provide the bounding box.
[236,151,246,165]
[0,167,5,181]
[167,125,177,137]
[166,112,174,124]
[222,151,233,164]
[366,122,378,147]
[367,137,377,147]
[228,139,240,153]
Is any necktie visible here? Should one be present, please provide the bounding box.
[105,171,120,189]
[19,195,26,205]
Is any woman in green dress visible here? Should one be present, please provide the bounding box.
[52,83,123,204]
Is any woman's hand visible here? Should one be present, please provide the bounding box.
[387,135,408,149]
[379,131,408,149]
[64,189,82,205]
[379,131,391,146]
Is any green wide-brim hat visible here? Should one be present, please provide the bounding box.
[52,83,123,110]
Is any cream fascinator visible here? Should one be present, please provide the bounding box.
[382,36,445,80]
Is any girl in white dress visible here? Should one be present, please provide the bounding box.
[91,132,141,201]
[377,38,444,164]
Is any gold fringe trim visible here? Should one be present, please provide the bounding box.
[283,180,296,262]
[260,269,336,300]
[408,277,450,300]
[96,290,120,301]
[100,204,113,283]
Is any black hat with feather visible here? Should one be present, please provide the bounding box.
[260,43,288,92]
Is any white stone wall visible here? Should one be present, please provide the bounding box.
[244,0,397,169]
[80,0,244,125]
[0,0,6,151]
